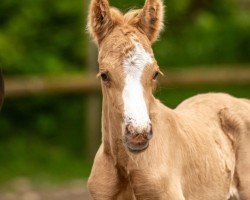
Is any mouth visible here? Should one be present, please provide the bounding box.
[125,140,149,153]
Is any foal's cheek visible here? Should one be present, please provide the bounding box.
[144,81,155,98]
[108,89,124,116]
[152,82,157,92]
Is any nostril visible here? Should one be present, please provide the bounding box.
[125,125,130,135]
[147,125,153,140]
[142,132,147,139]
[125,124,136,137]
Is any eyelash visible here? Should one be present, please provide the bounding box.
[153,71,159,80]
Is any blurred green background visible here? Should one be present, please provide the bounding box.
[0,0,250,186]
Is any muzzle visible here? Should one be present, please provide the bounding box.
[124,123,153,153]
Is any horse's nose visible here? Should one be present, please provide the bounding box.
[124,124,153,153]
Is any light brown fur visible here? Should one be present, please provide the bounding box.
[87,0,250,199]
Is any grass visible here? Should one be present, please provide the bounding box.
[0,136,91,186]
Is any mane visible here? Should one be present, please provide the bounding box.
[124,9,142,25]
[109,8,143,26]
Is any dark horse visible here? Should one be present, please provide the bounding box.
[0,69,4,110]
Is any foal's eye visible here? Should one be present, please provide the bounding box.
[153,72,159,80]
[101,72,110,82]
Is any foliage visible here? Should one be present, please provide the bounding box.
[0,0,85,75]
[0,0,249,75]
[0,95,91,184]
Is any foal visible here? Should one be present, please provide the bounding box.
[87,0,250,199]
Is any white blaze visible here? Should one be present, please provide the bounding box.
[122,41,153,132]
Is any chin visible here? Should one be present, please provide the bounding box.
[125,142,149,154]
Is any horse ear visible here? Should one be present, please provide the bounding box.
[88,0,114,45]
[0,69,4,110]
[137,0,164,43]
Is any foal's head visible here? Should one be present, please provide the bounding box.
[88,0,164,152]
